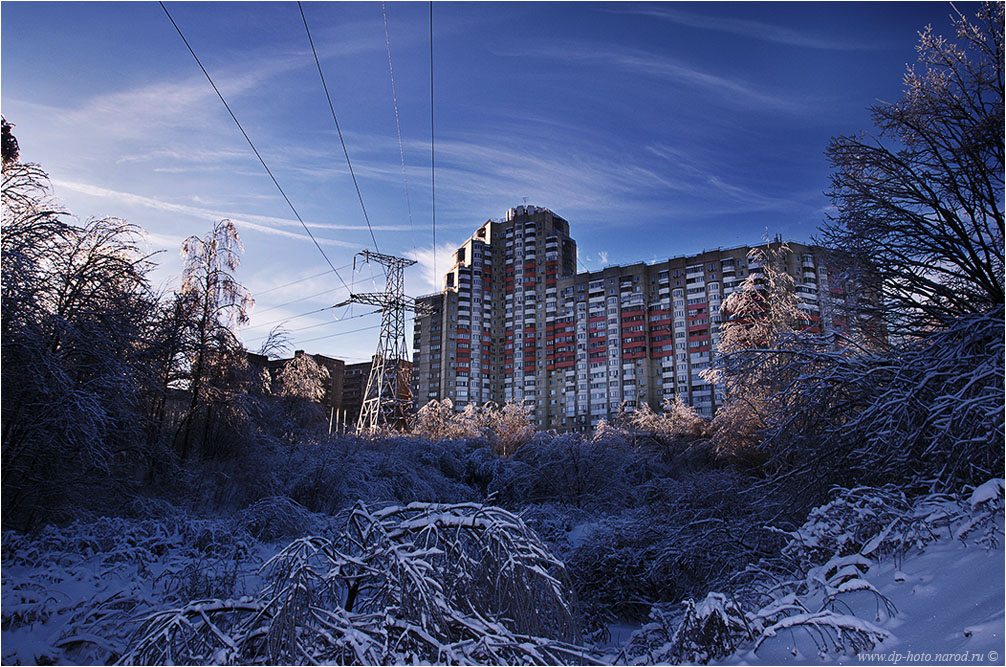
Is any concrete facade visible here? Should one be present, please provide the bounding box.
[413,205,850,430]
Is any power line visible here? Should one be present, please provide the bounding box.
[430,0,437,284]
[159,1,352,293]
[243,309,375,344]
[298,323,381,346]
[254,283,350,315]
[382,1,418,260]
[253,263,353,297]
[298,1,380,253]
[250,305,339,330]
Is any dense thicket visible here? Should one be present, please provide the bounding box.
[0,158,327,530]
[2,160,159,529]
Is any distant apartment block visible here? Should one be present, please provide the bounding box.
[413,205,851,430]
[247,349,345,411]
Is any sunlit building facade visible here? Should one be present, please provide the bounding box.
[413,205,848,430]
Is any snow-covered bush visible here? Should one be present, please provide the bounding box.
[957,478,1005,549]
[237,496,319,541]
[517,502,595,560]
[121,502,598,665]
[650,480,1006,663]
[775,485,949,571]
[761,307,1004,502]
[489,432,661,511]
[412,398,476,439]
[411,399,535,456]
[625,397,710,443]
[625,593,752,664]
[198,434,481,518]
[2,515,261,665]
[567,471,771,627]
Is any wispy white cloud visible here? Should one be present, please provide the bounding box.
[52,178,363,249]
[404,242,458,295]
[608,6,883,51]
[643,141,819,214]
[139,230,188,254]
[496,43,802,111]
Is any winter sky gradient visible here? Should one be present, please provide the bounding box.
[1,1,969,362]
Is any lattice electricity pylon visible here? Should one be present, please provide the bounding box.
[335,250,431,431]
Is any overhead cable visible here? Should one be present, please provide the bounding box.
[159,1,352,292]
[298,1,381,253]
[382,2,418,260]
[429,0,437,284]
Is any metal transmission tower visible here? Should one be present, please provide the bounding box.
[336,250,429,431]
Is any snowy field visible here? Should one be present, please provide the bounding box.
[2,481,1002,665]
[724,527,1004,665]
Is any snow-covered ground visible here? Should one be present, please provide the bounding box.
[3,485,1003,665]
[726,534,1004,665]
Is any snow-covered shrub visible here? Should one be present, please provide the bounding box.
[567,471,771,627]
[492,400,536,455]
[411,399,535,456]
[625,593,752,664]
[123,495,187,521]
[343,436,479,506]
[776,485,948,570]
[237,496,318,542]
[957,478,1005,549]
[628,582,890,662]
[231,435,480,517]
[2,515,261,665]
[518,502,595,560]
[625,398,711,446]
[737,551,893,659]
[751,607,889,658]
[413,398,472,439]
[762,308,1004,501]
[122,502,598,665]
[589,417,623,445]
[489,432,661,511]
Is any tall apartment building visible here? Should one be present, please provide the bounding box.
[413,205,848,430]
[413,205,577,424]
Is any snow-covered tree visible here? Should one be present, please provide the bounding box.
[176,219,253,459]
[2,116,19,165]
[703,242,810,457]
[821,2,1004,335]
[256,324,291,359]
[275,352,330,402]
[1,159,158,527]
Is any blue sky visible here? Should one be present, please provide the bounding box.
[1,1,967,362]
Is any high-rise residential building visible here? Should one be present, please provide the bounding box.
[413,205,576,423]
[413,205,850,430]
